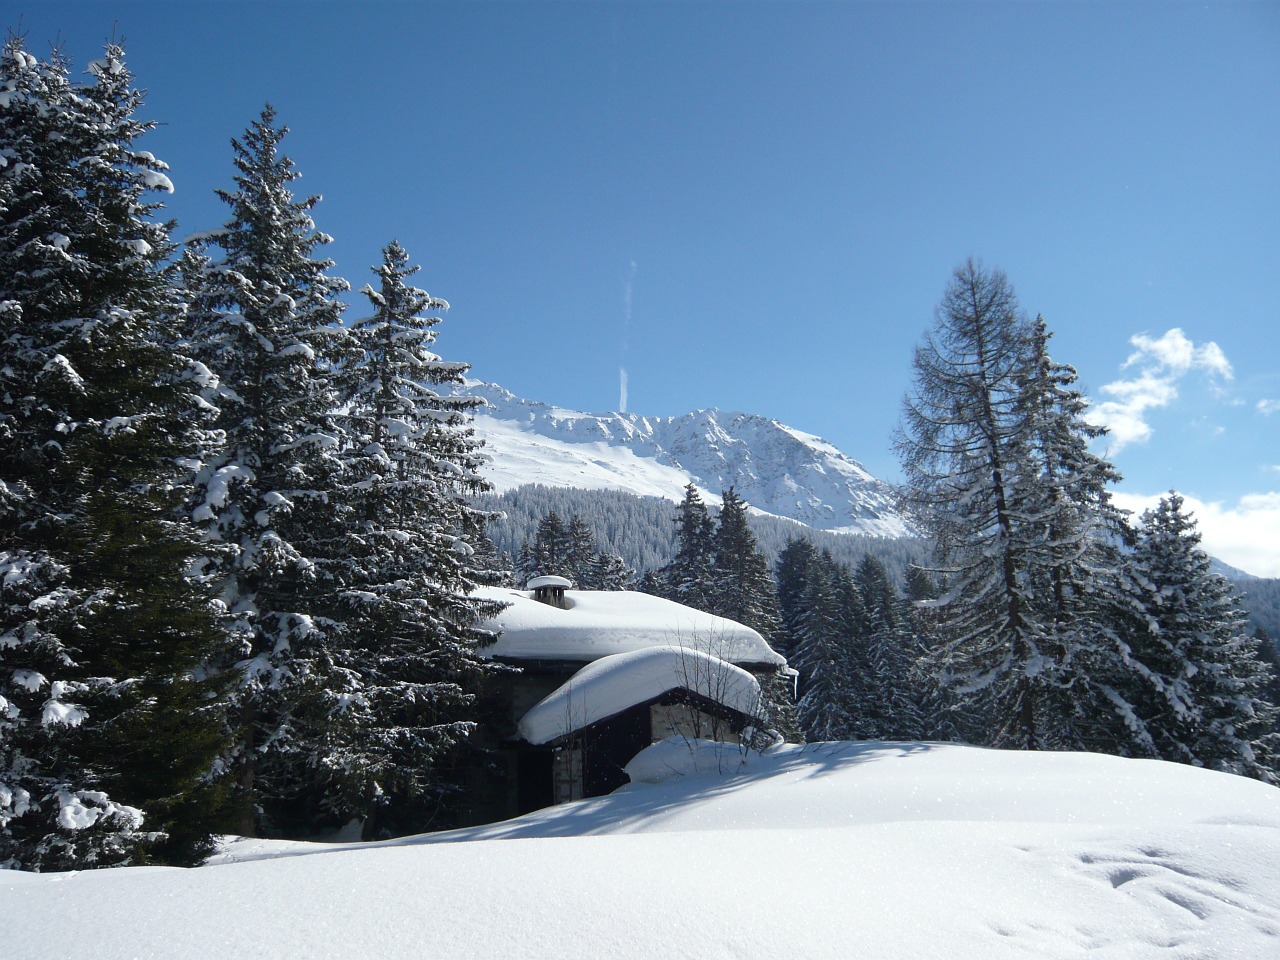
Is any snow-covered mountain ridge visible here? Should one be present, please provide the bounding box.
[462,380,911,538]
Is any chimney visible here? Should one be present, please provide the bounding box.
[527,575,572,610]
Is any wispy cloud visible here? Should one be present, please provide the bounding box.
[1258,399,1280,416]
[1112,489,1280,578]
[1086,328,1233,452]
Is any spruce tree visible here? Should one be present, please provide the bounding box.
[588,550,633,591]
[774,537,819,661]
[564,515,598,588]
[1123,495,1277,781]
[660,483,715,608]
[179,106,353,835]
[707,488,796,739]
[708,488,782,640]
[792,560,858,741]
[1007,315,1140,752]
[311,240,502,837]
[0,41,233,869]
[856,555,924,739]
[515,511,572,585]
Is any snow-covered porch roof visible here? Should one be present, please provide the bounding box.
[517,645,764,745]
[473,586,785,667]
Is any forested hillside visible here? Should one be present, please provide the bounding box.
[479,485,924,582]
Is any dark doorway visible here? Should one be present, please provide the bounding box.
[516,747,555,814]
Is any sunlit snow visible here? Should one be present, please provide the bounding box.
[5,741,1278,959]
[517,647,763,744]
[475,586,784,665]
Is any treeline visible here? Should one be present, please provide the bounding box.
[0,41,501,870]
[1234,577,1280,642]
[480,484,924,583]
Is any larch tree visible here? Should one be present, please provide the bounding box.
[0,41,233,870]
[178,105,353,835]
[894,260,1046,748]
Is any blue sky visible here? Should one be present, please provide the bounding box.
[12,1,1280,574]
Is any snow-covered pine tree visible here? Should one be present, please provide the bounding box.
[1006,315,1144,753]
[1122,494,1277,781]
[310,240,503,837]
[659,483,716,609]
[515,510,572,585]
[588,550,634,591]
[708,488,782,639]
[514,511,629,590]
[178,106,354,835]
[707,488,798,738]
[564,515,598,588]
[0,41,233,870]
[855,555,925,740]
[775,537,820,661]
[899,564,970,741]
[792,558,855,741]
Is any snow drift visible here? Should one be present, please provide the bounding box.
[5,741,1279,959]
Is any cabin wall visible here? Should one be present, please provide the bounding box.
[459,659,779,826]
[650,702,742,745]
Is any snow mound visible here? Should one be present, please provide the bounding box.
[623,736,755,784]
[7,743,1280,960]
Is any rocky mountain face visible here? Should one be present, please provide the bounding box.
[463,381,912,539]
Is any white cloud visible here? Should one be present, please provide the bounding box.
[1112,489,1280,578]
[1258,399,1280,416]
[1122,329,1233,380]
[1087,328,1233,453]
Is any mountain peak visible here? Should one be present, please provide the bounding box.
[463,381,911,538]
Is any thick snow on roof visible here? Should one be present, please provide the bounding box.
[475,587,785,666]
[517,646,763,745]
[526,575,571,589]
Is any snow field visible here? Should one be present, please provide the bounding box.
[5,742,1279,960]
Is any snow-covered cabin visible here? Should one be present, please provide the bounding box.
[465,583,787,821]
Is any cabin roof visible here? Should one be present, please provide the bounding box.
[517,645,763,745]
[474,586,786,667]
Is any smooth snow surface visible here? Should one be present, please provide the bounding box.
[475,586,785,666]
[517,647,763,744]
[6,743,1279,960]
